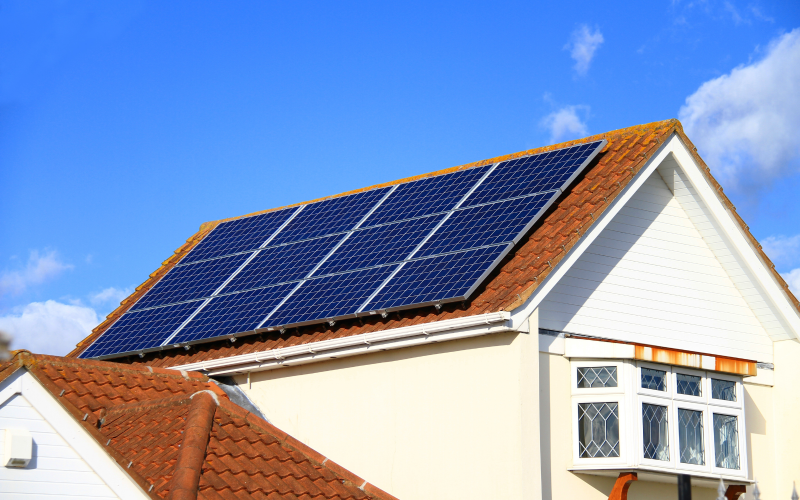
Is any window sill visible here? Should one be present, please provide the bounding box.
[568,465,752,488]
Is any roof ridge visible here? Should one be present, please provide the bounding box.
[15,350,208,381]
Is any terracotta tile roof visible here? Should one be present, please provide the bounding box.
[0,350,398,500]
[67,119,800,367]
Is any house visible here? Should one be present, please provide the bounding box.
[66,119,800,499]
[0,350,399,499]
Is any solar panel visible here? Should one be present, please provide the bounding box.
[313,214,444,276]
[168,283,297,345]
[363,245,508,311]
[463,143,597,207]
[181,208,297,264]
[130,253,251,311]
[79,301,203,358]
[362,166,490,227]
[80,139,605,359]
[222,234,344,293]
[270,188,391,246]
[262,265,397,329]
[415,192,551,258]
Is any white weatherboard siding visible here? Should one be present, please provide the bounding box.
[0,394,119,500]
[658,157,792,342]
[540,171,773,362]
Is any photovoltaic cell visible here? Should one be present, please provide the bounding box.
[79,301,202,358]
[181,208,296,264]
[364,245,508,311]
[362,166,490,227]
[222,234,344,293]
[264,265,397,328]
[313,214,444,276]
[171,283,296,344]
[131,253,251,311]
[463,142,602,207]
[80,140,606,359]
[416,192,550,258]
[270,187,391,246]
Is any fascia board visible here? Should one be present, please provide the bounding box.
[508,134,677,330]
[668,138,800,339]
[171,311,513,375]
[16,370,151,500]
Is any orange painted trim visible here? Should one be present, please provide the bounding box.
[634,345,756,376]
[716,357,757,376]
[635,345,703,369]
[566,334,757,376]
[608,472,637,500]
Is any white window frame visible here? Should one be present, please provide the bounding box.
[570,359,630,467]
[672,399,711,474]
[673,367,706,404]
[708,406,746,477]
[569,359,748,480]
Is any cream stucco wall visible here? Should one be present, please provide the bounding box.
[237,319,541,500]
[234,321,798,499]
[766,339,800,498]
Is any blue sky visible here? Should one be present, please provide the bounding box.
[1,0,799,355]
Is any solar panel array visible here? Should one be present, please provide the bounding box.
[80,140,606,359]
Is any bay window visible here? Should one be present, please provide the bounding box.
[571,359,747,480]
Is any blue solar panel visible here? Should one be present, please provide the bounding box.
[270,188,391,246]
[170,283,296,344]
[313,214,444,276]
[130,253,250,311]
[263,265,397,328]
[81,140,606,359]
[364,245,508,311]
[79,301,202,358]
[416,192,550,258]
[222,234,344,293]
[181,208,296,264]
[463,142,602,207]
[362,166,490,227]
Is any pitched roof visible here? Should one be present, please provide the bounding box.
[0,350,398,500]
[67,119,800,368]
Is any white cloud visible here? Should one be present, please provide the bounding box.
[761,234,800,269]
[90,286,132,306]
[541,105,590,143]
[0,300,100,356]
[0,249,73,296]
[679,29,800,189]
[782,268,800,295]
[565,25,604,76]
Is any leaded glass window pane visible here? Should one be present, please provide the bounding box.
[676,373,702,397]
[713,414,740,469]
[641,368,667,391]
[711,379,736,401]
[577,367,618,388]
[578,403,620,458]
[642,403,670,461]
[679,409,705,465]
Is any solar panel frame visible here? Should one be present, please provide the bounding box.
[81,139,606,360]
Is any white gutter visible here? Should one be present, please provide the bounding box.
[170,311,514,376]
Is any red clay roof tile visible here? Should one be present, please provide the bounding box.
[0,351,398,500]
